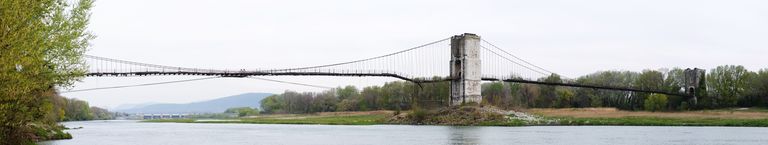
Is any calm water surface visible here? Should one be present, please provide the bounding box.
[41,120,768,145]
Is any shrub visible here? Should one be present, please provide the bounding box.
[644,94,668,112]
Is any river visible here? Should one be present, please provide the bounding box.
[40,120,768,145]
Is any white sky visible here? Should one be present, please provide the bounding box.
[62,0,768,109]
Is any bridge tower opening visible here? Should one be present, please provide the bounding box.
[450,33,482,106]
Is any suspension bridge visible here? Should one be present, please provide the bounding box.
[82,33,696,106]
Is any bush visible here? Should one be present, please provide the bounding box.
[644,94,668,112]
[225,107,259,117]
[680,102,690,111]
[408,107,429,124]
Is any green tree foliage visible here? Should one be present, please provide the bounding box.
[481,82,506,106]
[663,68,686,110]
[707,65,752,107]
[89,107,114,120]
[536,74,562,108]
[257,66,767,115]
[1,0,94,144]
[518,84,540,108]
[310,90,338,112]
[225,107,259,117]
[555,88,575,108]
[259,95,283,113]
[336,86,359,101]
[360,86,382,110]
[574,71,637,109]
[64,98,92,121]
[40,92,111,122]
[644,94,668,112]
[633,70,665,110]
[336,98,359,112]
[414,76,450,108]
[259,77,450,114]
[749,69,768,106]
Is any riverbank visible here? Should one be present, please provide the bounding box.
[145,111,391,125]
[145,107,529,126]
[144,107,768,127]
[530,108,768,127]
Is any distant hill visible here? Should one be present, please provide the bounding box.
[116,93,272,114]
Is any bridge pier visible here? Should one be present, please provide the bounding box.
[450,33,482,106]
[684,68,705,105]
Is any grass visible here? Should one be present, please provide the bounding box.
[551,117,768,127]
[234,114,387,125]
[143,114,388,125]
[529,108,768,119]
[530,108,768,127]
[141,109,528,126]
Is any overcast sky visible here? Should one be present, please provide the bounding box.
[62,0,768,109]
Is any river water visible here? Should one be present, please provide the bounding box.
[41,120,768,145]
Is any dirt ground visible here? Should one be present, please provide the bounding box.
[529,108,768,119]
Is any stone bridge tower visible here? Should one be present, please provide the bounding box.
[684,68,706,104]
[450,33,482,106]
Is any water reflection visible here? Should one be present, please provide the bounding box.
[448,126,481,145]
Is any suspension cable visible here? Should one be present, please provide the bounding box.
[481,39,565,78]
[268,37,451,72]
[61,76,335,94]
[84,55,224,72]
[246,77,333,89]
[480,46,548,76]
[60,77,222,93]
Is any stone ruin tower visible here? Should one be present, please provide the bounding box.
[684,68,706,104]
[450,33,482,106]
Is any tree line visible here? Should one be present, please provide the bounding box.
[261,65,768,114]
[46,92,114,122]
[261,77,450,114]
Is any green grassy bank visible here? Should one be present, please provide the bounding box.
[144,114,387,125]
[548,117,768,127]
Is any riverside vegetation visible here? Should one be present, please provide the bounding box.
[1,0,98,144]
[151,65,768,126]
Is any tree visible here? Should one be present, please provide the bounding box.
[518,84,540,108]
[505,82,525,109]
[574,71,638,109]
[64,98,93,121]
[663,68,686,110]
[536,74,562,108]
[359,86,382,110]
[260,95,284,113]
[749,69,768,106]
[89,107,114,120]
[336,86,359,101]
[310,90,338,112]
[336,99,359,111]
[555,88,575,108]
[707,65,752,107]
[644,94,668,112]
[1,0,94,144]
[481,82,506,106]
[225,107,259,117]
[633,70,665,110]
